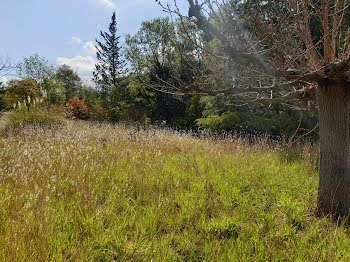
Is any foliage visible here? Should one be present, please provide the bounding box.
[108,79,132,108]
[42,78,66,106]
[197,96,318,138]
[125,17,177,74]
[55,65,82,100]
[74,86,100,108]
[3,79,41,108]
[52,105,67,117]
[66,97,89,120]
[125,17,201,88]
[181,95,205,129]
[2,107,65,129]
[106,76,190,127]
[107,101,149,124]
[196,111,241,133]
[88,104,108,122]
[110,79,154,113]
[125,18,205,128]
[0,83,6,111]
[1,124,349,261]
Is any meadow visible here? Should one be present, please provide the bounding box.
[0,122,349,261]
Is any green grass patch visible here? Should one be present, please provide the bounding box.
[0,123,348,261]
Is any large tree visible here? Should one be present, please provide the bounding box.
[16,53,55,85]
[156,0,350,218]
[55,65,82,100]
[125,17,204,126]
[93,11,126,97]
[126,17,203,93]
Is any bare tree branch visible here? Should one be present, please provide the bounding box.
[0,54,13,78]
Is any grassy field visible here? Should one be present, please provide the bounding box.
[0,122,349,261]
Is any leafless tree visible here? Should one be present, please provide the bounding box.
[0,54,13,79]
[155,0,350,218]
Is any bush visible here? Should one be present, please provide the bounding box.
[107,102,149,124]
[88,104,108,122]
[2,107,65,129]
[66,97,88,119]
[196,111,241,133]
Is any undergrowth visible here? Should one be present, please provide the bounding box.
[0,107,65,131]
[0,122,348,261]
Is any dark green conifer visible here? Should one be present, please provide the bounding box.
[93,11,126,97]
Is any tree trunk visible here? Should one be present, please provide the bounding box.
[316,84,350,218]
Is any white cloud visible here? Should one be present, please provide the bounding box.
[57,56,96,85]
[67,36,82,45]
[97,0,115,9]
[83,41,97,55]
[0,76,8,85]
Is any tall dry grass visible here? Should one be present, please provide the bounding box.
[0,122,348,261]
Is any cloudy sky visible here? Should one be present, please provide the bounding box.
[0,0,187,85]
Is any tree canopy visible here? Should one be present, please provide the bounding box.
[16,53,55,85]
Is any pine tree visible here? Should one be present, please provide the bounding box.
[93,11,126,97]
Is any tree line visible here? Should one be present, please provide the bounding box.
[1,9,318,139]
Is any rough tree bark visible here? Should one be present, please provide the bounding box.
[316,84,350,217]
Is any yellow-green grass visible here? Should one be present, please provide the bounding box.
[0,122,349,261]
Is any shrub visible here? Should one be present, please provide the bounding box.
[107,102,149,124]
[107,106,123,123]
[196,111,241,133]
[3,107,65,129]
[88,104,108,122]
[66,97,88,119]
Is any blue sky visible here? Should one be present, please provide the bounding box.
[0,0,187,84]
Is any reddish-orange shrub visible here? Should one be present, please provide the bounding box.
[66,97,88,119]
